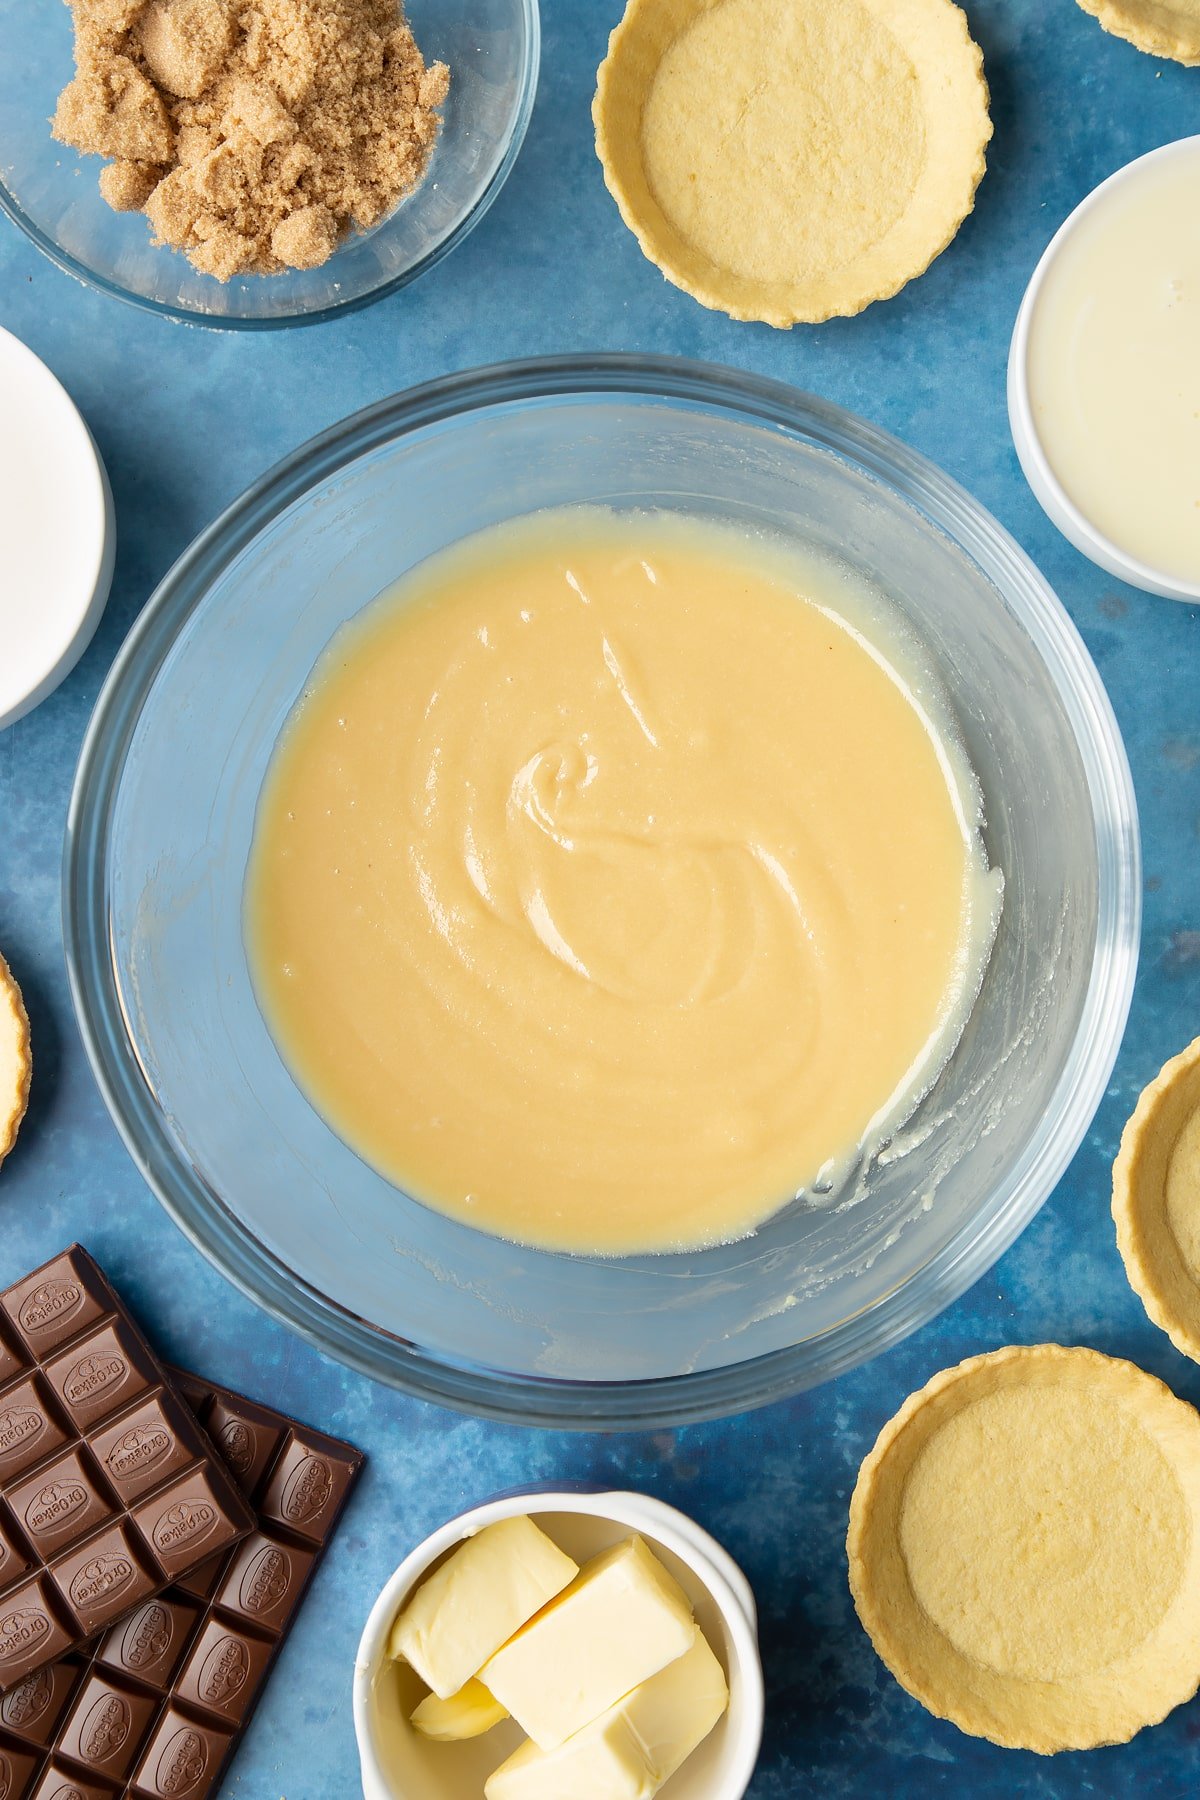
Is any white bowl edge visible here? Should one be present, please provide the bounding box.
[0,327,116,728]
[1007,134,1200,605]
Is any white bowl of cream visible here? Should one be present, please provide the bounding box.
[1009,135,1200,602]
[353,1488,765,1799]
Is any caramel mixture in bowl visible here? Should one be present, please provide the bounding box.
[245,511,1000,1256]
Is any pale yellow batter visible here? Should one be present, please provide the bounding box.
[245,512,998,1254]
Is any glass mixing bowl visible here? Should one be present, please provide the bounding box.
[0,0,538,328]
[64,356,1140,1427]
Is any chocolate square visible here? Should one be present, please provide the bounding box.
[28,1762,119,1799]
[258,1436,349,1543]
[0,1740,41,1800]
[213,1532,313,1635]
[90,1397,195,1507]
[0,1507,32,1592]
[44,1326,154,1434]
[0,1583,75,1687]
[0,1659,83,1747]
[3,1256,108,1359]
[50,1527,153,1637]
[131,1472,242,1582]
[10,1453,112,1558]
[201,1399,282,1501]
[58,1672,160,1780]
[129,1708,231,1799]
[174,1620,273,1726]
[0,1379,68,1485]
[0,1321,28,1392]
[94,1596,199,1690]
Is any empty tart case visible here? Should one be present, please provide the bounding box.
[593,0,992,325]
[0,955,30,1170]
[1114,1037,1200,1362]
[848,1344,1200,1752]
[1075,0,1200,64]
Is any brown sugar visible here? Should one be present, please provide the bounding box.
[138,0,238,99]
[52,0,450,280]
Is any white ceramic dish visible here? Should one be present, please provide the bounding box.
[1008,136,1200,604]
[354,1489,765,1800]
[0,326,114,728]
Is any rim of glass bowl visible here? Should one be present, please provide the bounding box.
[63,354,1141,1427]
[0,0,540,331]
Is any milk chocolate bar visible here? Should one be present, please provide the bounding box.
[0,1250,254,1692]
[0,1369,363,1797]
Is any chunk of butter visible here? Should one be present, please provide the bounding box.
[411,1677,509,1741]
[389,1517,579,1699]
[484,1631,729,1800]
[480,1535,697,1751]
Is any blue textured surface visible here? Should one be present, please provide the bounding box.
[0,2,1197,1794]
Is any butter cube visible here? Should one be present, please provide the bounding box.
[484,1632,729,1800]
[480,1535,697,1751]
[389,1517,579,1699]
[620,1632,728,1783]
[411,1677,508,1741]
[487,1722,657,1800]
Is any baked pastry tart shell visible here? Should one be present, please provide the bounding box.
[593,0,992,325]
[0,952,30,1169]
[848,1344,1200,1752]
[1114,1035,1200,1362]
[1076,0,1200,66]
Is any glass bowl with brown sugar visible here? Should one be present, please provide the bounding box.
[0,0,539,328]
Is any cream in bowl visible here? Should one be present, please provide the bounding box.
[245,508,1001,1256]
[1009,136,1200,601]
[353,1490,764,1800]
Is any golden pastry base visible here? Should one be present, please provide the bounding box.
[1114,1036,1200,1361]
[848,1344,1200,1752]
[1077,0,1200,65]
[0,950,30,1167]
[593,0,992,326]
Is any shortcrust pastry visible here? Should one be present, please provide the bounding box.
[848,1345,1200,1751]
[0,952,30,1168]
[593,0,992,325]
[1114,1037,1200,1362]
[1077,0,1200,65]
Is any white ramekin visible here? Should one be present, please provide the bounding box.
[1008,135,1200,604]
[354,1488,765,1800]
[0,325,115,728]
